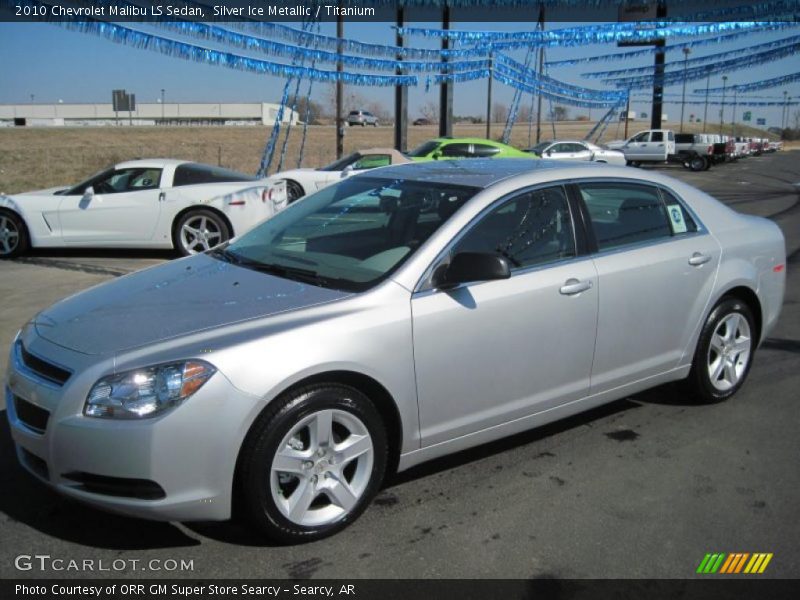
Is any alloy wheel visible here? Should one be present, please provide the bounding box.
[180,215,223,254]
[0,215,20,256]
[707,312,752,392]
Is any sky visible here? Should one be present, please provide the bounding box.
[1,18,799,129]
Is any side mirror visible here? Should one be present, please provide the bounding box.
[341,165,354,178]
[432,150,442,160]
[83,186,94,199]
[545,150,552,156]
[432,252,511,290]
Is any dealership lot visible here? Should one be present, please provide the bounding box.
[1,152,799,578]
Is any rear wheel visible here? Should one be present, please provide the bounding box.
[0,211,29,259]
[174,209,231,256]
[285,180,305,204]
[688,156,708,171]
[238,384,387,543]
[686,298,756,403]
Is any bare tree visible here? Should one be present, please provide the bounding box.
[517,104,532,123]
[419,101,439,122]
[491,102,509,124]
[550,105,569,121]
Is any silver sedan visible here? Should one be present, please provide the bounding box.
[530,140,627,165]
[6,160,785,543]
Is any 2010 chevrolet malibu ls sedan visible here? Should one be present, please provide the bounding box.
[6,160,785,543]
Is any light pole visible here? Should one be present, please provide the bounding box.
[702,67,711,133]
[732,88,738,138]
[782,90,788,129]
[161,88,165,123]
[719,75,728,135]
[679,47,691,133]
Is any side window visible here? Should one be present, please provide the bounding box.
[578,182,671,250]
[352,154,391,170]
[651,132,664,142]
[568,143,589,153]
[472,144,501,158]
[454,186,576,270]
[630,132,648,143]
[660,189,698,235]
[668,131,675,142]
[441,143,473,158]
[93,168,162,194]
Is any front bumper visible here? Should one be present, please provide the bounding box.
[5,332,258,522]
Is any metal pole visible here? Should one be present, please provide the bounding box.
[719,75,727,135]
[624,91,630,139]
[732,89,737,138]
[534,3,545,144]
[782,90,788,129]
[393,7,408,152]
[650,1,668,129]
[702,68,711,133]
[336,13,344,159]
[485,52,493,139]
[438,4,453,138]
[679,47,690,133]
[161,88,165,123]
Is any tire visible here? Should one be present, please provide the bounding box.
[238,384,388,544]
[689,156,707,172]
[686,298,756,404]
[0,210,29,259]
[173,209,231,256]
[285,180,305,204]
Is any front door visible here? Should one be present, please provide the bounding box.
[58,167,163,243]
[411,185,598,446]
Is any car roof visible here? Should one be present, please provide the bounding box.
[115,158,190,169]
[432,137,514,147]
[363,158,603,188]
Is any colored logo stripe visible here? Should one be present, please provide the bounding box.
[698,552,773,574]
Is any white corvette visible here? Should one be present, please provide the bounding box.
[270,148,411,203]
[0,159,286,258]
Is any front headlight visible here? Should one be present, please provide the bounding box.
[85,360,216,419]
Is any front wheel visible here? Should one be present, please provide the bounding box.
[174,209,231,256]
[238,384,387,543]
[0,211,29,259]
[686,298,756,403]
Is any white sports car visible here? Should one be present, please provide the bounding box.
[271,148,411,203]
[529,140,627,166]
[0,159,286,258]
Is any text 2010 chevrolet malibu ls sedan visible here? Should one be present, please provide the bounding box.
[6,160,785,543]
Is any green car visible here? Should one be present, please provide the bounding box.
[407,137,535,161]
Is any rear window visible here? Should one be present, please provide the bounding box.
[173,163,256,187]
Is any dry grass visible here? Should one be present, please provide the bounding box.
[0,120,780,194]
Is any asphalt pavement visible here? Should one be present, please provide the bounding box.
[1,151,798,579]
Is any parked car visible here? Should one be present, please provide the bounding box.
[269,148,411,203]
[413,117,432,126]
[528,140,626,165]
[407,137,534,161]
[346,110,378,127]
[0,160,286,258]
[674,133,714,171]
[7,160,785,542]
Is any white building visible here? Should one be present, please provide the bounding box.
[0,102,299,127]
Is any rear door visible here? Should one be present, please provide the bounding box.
[575,180,719,393]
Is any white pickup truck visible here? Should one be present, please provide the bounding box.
[607,129,711,171]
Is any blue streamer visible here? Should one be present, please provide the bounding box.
[695,71,800,93]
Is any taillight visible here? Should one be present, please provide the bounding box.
[773,264,785,273]
[262,188,272,203]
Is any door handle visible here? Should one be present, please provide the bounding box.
[159,191,166,202]
[688,252,712,266]
[560,278,593,296]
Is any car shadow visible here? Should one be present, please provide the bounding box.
[23,248,176,261]
[0,413,200,550]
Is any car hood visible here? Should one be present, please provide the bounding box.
[7,186,69,197]
[33,253,351,356]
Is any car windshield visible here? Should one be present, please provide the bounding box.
[407,141,441,157]
[528,142,551,156]
[215,176,479,292]
[318,153,361,172]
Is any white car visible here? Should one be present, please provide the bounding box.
[0,159,286,258]
[271,148,411,203]
[528,140,627,166]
